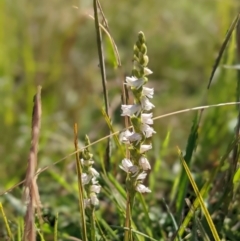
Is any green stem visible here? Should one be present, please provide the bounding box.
[124,192,133,241]
[90,209,96,241]
[93,0,111,171]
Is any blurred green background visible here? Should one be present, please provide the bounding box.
[0,0,240,239]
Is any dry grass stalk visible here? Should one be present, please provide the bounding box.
[23,86,42,241]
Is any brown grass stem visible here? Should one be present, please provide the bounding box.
[23,86,42,241]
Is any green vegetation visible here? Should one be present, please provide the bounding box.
[0,0,240,240]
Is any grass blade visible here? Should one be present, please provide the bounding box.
[93,0,111,171]
[0,202,14,241]
[175,114,199,222]
[53,212,59,241]
[207,13,240,89]
[177,148,221,241]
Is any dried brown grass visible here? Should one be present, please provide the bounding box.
[23,86,42,241]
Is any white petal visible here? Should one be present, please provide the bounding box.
[137,172,148,180]
[144,67,153,76]
[120,158,139,174]
[125,76,145,89]
[82,173,91,185]
[140,144,152,153]
[128,132,142,143]
[120,158,133,172]
[139,156,151,170]
[89,167,99,177]
[84,198,91,208]
[129,165,139,175]
[141,96,155,111]
[119,130,132,143]
[136,184,151,193]
[119,130,142,144]
[121,104,141,117]
[91,177,99,184]
[90,184,101,194]
[142,87,154,98]
[141,124,156,138]
[141,113,153,124]
[82,159,94,166]
[90,194,99,206]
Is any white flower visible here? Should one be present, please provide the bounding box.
[90,194,99,206]
[141,96,155,111]
[90,184,101,194]
[121,104,141,117]
[89,167,99,177]
[119,130,142,144]
[139,156,151,170]
[81,158,94,166]
[82,173,92,185]
[142,87,154,98]
[84,198,91,208]
[144,67,153,76]
[120,158,139,174]
[136,184,151,193]
[140,144,152,153]
[141,123,156,138]
[128,132,142,143]
[141,113,153,125]
[120,158,133,172]
[125,76,145,89]
[129,165,139,175]
[136,172,148,180]
[84,195,99,207]
[120,130,142,144]
[119,130,132,143]
[91,177,99,184]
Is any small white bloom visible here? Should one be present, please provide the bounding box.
[91,177,99,184]
[137,172,148,180]
[120,158,139,174]
[81,158,94,166]
[128,132,142,143]
[90,184,101,194]
[129,165,139,175]
[119,130,132,143]
[89,167,99,177]
[90,194,99,206]
[144,67,153,76]
[141,113,153,124]
[81,158,84,165]
[82,173,92,185]
[141,96,155,111]
[125,76,145,89]
[139,156,151,170]
[141,123,156,138]
[142,87,154,99]
[84,194,100,208]
[119,130,141,144]
[121,104,141,117]
[120,158,133,172]
[136,184,151,193]
[84,198,91,208]
[140,144,152,153]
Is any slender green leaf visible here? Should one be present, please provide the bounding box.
[177,148,221,241]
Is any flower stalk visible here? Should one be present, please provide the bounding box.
[80,135,101,241]
[120,31,155,240]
